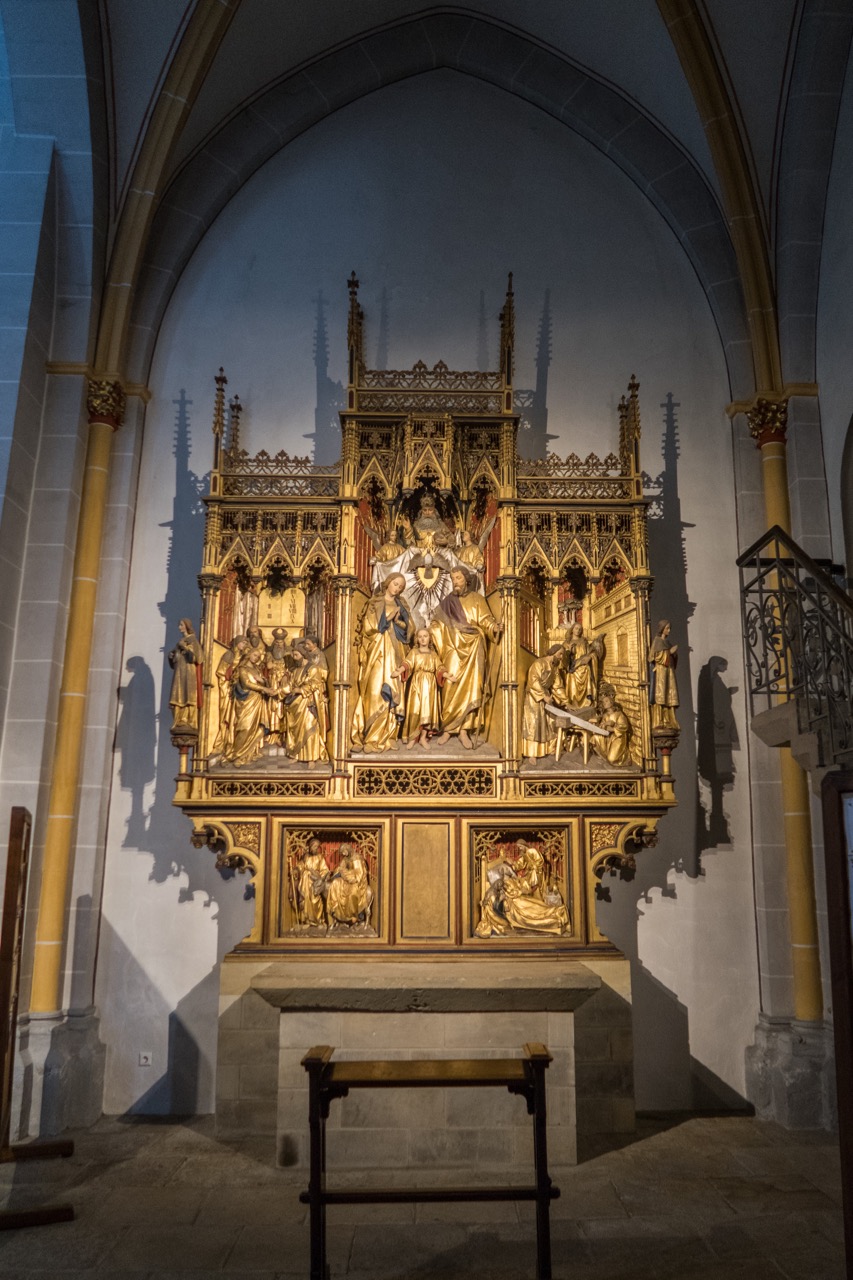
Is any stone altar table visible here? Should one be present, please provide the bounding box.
[216,957,635,1170]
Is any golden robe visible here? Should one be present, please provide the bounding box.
[401,648,443,740]
[227,659,270,766]
[168,632,202,730]
[327,853,372,925]
[265,645,294,743]
[429,590,499,735]
[211,647,237,755]
[285,658,330,762]
[565,635,599,707]
[521,654,565,758]
[592,704,631,765]
[650,638,680,729]
[296,850,330,926]
[352,595,415,752]
[457,543,485,575]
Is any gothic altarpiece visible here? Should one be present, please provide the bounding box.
[173,276,678,955]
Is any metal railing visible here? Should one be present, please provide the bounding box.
[737,526,853,768]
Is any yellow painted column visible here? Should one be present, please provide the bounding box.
[748,396,824,1024]
[779,746,823,1021]
[30,378,125,1014]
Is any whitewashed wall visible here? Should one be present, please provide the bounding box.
[817,50,853,569]
[97,73,758,1114]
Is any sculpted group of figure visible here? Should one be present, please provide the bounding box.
[351,566,502,753]
[291,837,374,935]
[475,839,569,938]
[521,623,631,766]
[212,625,329,767]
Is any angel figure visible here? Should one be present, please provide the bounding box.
[456,511,496,583]
[362,522,404,566]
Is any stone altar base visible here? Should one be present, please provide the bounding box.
[216,957,634,1170]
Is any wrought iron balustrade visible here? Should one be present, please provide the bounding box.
[737,526,853,767]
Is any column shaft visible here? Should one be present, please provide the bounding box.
[31,383,124,1014]
[749,398,823,1025]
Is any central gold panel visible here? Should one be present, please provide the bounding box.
[399,821,452,940]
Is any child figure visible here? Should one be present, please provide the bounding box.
[396,628,449,748]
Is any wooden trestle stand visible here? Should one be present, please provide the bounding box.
[300,1042,558,1280]
[0,808,74,1229]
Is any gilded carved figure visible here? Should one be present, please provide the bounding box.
[284,637,330,763]
[396,627,450,748]
[169,619,203,732]
[429,568,501,749]
[294,837,330,928]
[649,620,679,730]
[564,623,602,707]
[245,624,264,663]
[404,493,454,554]
[521,644,567,759]
[364,526,402,566]
[327,843,373,929]
[211,635,244,756]
[591,691,631,766]
[456,529,485,576]
[475,840,569,938]
[265,627,293,745]
[352,573,415,752]
[224,647,274,767]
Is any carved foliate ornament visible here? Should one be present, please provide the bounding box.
[747,397,788,448]
[87,378,126,428]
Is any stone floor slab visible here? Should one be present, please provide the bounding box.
[0,1113,841,1277]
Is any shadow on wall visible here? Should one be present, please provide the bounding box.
[117,388,208,874]
[116,655,155,848]
[576,975,749,1163]
[595,392,742,1108]
[108,390,254,1112]
[697,656,739,848]
[643,390,701,880]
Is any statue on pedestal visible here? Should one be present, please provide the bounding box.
[649,620,679,730]
[168,619,203,732]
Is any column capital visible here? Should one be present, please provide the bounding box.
[87,377,127,429]
[747,396,788,449]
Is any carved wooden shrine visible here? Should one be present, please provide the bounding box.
[173,275,678,954]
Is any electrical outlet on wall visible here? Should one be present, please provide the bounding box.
[138,1051,153,1067]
